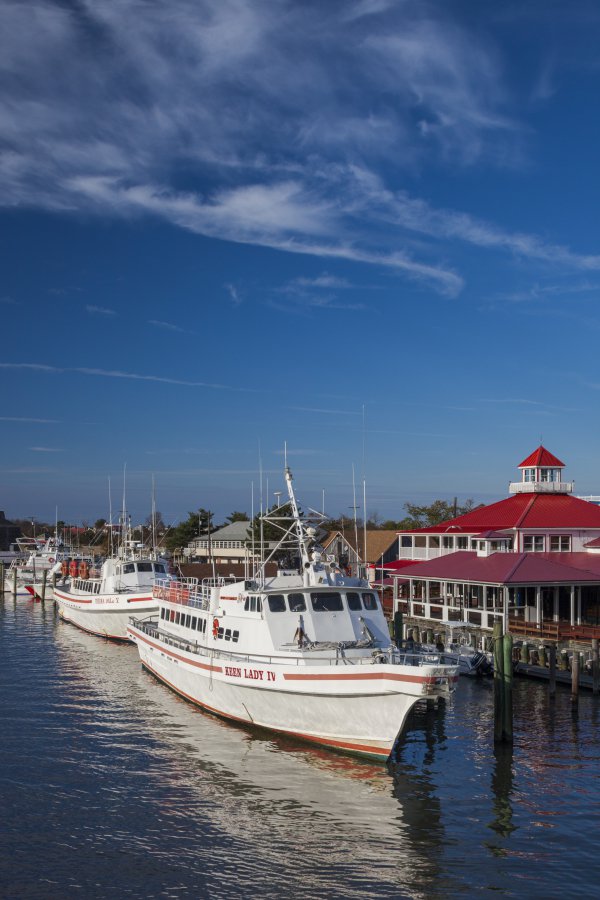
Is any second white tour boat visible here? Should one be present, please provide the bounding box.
[55,530,168,640]
[128,468,459,761]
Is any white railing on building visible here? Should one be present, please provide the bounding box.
[509,481,573,494]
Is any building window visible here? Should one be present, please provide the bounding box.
[550,535,571,552]
[524,535,545,552]
[457,537,468,550]
[524,468,535,482]
[401,536,413,548]
[442,536,453,549]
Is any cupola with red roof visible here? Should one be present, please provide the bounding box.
[509,445,572,495]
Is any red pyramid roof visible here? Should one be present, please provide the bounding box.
[518,446,565,468]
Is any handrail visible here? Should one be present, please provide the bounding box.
[130,617,446,669]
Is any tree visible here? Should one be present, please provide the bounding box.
[393,498,481,530]
[94,518,107,530]
[145,510,165,534]
[225,511,249,523]
[165,508,213,552]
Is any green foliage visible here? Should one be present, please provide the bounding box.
[393,498,480,530]
[250,502,297,562]
[165,508,213,551]
[226,511,250,523]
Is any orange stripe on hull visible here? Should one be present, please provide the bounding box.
[284,671,437,685]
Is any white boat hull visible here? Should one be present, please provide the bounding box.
[55,587,157,640]
[128,624,452,759]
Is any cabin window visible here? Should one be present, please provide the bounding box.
[232,630,239,642]
[154,563,166,573]
[268,595,286,612]
[170,609,175,622]
[185,614,191,628]
[175,612,181,624]
[138,562,153,572]
[160,608,165,619]
[217,627,224,639]
[362,593,378,610]
[123,563,135,574]
[288,593,306,612]
[550,535,571,552]
[346,592,362,611]
[244,596,262,613]
[524,535,545,552]
[311,592,343,612]
[224,629,231,641]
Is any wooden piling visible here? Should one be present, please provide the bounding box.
[393,609,403,648]
[538,645,547,668]
[502,633,514,743]
[493,622,505,743]
[0,562,4,598]
[41,569,47,603]
[549,643,556,698]
[12,567,17,599]
[571,652,580,702]
[592,639,599,696]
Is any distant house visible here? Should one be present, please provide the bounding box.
[321,529,398,582]
[187,521,255,565]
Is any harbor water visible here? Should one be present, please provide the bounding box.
[1,599,600,899]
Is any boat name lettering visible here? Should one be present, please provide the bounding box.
[224,666,275,682]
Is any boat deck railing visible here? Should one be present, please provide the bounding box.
[130,616,449,670]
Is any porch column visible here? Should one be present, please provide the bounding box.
[554,586,559,622]
[577,586,581,624]
[570,585,575,626]
[425,579,430,618]
[502,586,509,633]
[536,586,541,626]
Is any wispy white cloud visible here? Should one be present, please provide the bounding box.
[86,304,117,316]
[289,406,362,416]
[0,415,59,423]
[148,319,187,333]
[0,295,17,304]
[29,446,63,452]
[0,362,259,392]
[0,0,596,299]
[225,283,242,306]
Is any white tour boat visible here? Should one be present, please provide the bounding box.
[54,530,168,640]
[128,468,459,761]
[4,536,87,597]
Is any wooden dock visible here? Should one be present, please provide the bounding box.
[515,662,596,690]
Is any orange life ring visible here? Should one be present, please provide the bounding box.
[212,618,219,639]
[69,560,79,578]
[61,561,69,576]
[79,561,89,580]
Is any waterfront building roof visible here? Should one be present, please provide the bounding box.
[394,550,600,585]
[517,446,565,469]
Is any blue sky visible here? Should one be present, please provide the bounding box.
[2,0,600,527]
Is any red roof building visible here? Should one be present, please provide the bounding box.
[389,447,600,639]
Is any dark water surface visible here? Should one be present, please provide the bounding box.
[2,600,600,899]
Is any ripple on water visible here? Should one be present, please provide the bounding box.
[2,600,600,898]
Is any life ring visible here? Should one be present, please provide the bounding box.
[48,557,55,564]
[69,560,79,578]
[61,561,69,576]
[212,618,219,639]
[79,561,89,580]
